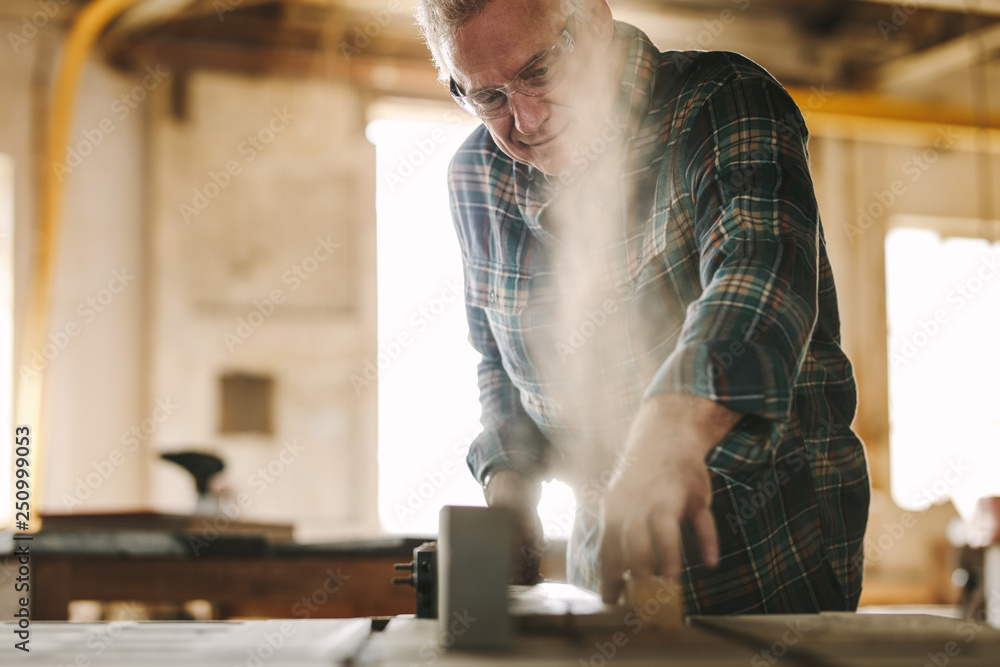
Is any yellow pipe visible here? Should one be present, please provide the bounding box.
[16,0,141,531]
[787,86,1000,152]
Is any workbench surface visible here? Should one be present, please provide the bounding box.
[3,611,1000,666]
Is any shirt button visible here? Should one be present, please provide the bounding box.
[489,290,496,304]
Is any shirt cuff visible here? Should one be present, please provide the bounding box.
[643,339,789,486]
[465,421,549,488]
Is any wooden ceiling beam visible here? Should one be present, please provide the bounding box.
[863,0,1000,16]
[874,20,1000,90]
[126,39,445,97]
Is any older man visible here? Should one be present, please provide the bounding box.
[416,0,870,613]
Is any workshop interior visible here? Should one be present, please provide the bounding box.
[2,0,1000,664]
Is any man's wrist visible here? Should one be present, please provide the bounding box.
[484,469,542,508]
[636,393,743,458]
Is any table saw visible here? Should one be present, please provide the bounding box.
[4,602,1000,666]
[4,506,1000,665]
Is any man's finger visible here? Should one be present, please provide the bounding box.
[621,513,656,579]
[650,514,683,578]
[691,506,719,569]
[600,516,625,603]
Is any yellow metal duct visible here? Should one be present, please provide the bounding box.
[17,0,142,531]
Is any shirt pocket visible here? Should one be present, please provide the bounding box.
[463,256,531,316]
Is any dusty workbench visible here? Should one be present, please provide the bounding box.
[3,610,1000,666]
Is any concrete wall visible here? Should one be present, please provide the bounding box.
[2,15,378,540]
[146,71,378,539]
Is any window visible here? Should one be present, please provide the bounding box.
[369,115,575,539]
[219,372,274,434]
[885,224,1000,520]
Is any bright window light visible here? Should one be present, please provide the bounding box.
[369,118,576,540]
[885,227,1000,521]
[0,154,13,527]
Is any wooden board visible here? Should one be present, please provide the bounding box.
[358,615,758,667]
[0,619,371,666]
[693,611,1000,666]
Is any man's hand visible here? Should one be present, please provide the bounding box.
[484,469,545,585]
[600,394,742,603]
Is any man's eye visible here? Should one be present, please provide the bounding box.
[474,90,505,109]
[524,65,551,82]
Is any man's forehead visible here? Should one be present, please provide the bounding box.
[445,0,564,90]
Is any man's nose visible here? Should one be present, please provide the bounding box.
[509,91,548,136]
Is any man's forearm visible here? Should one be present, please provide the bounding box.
[630,393,744,461]
[483,469,545,585]
[485,469,542,508]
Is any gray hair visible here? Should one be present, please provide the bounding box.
[415,0,589,82]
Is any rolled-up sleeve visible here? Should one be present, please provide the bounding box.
[643,70,820,478]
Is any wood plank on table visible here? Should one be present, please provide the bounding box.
[0,619,372,665]
[692,612,1000,667]
[359,616,775,666]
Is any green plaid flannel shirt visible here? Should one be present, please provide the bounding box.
[448,21,870,614]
